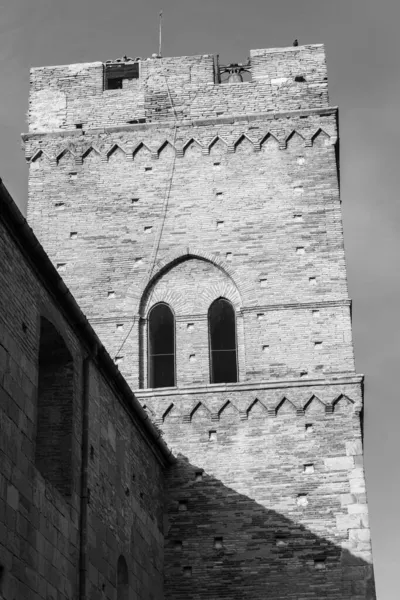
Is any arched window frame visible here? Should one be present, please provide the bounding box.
[147,302,176,389]
[208,297,238,384]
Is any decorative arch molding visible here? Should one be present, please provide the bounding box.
[127,247,244,317]
[138,389,360,423]
[25,126,336,163]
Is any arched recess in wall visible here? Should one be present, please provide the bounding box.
[35,317,74,496]
[138,255,243,388]
[208,298,238,384]
[117,555,129,600]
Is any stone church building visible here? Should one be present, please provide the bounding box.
[0,43,375,599]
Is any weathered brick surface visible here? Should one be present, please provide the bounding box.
[0,189,168,599]
[22,42,376,600]
[27,45,328,132]
[25,110,349,389]
[137,378,375,600]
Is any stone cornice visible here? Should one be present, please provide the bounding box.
[21,106,338,142]
[88,299,351,325]
[135,373,363,399]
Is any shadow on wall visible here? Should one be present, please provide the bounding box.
[164,455,376,600]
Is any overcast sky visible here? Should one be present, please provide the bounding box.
[1,0,398,597]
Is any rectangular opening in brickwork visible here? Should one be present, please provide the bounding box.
[145,166,152,172]
[174,540,183,549]
[226,252,232,261]
[209,430,217,441]
[55,202,65,210]
[296,494,308,507]
[178,500,188,511]
[195,471,203,482]
[214,537,223,549]
[75,123,83,129]
[305,423,314,433]
[131,198,139,204]
[107,291,115,298]
[312,309,320,318]
[116,323,124,330]
[183,567,192,577]
[304,463,314,474]
[314,558,326,570]
[70,231,78,239]
[104,62,139,90]
[56,263,66,272]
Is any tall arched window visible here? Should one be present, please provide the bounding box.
[148,303,175,388]
[208,298,238,384]
[117,555,129,600]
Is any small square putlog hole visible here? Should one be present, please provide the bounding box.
[195,471,203,482]
[214,537,223,549]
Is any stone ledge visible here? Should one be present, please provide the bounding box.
[134,373,363,398]
[21,106,338,141]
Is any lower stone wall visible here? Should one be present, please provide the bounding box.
[138,378,376,600]
[0,194,168,600]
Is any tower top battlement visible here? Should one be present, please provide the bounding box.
[28,44,328,132]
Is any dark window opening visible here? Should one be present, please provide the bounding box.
[108,78,123,89]
[105,62,139,90]
[148,303,175,388]
[117,555,129,600]
[36,317,73,496]
[208,298,238,384]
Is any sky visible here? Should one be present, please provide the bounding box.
[0,0,398,596]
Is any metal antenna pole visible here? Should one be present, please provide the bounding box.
[159,10,163,57]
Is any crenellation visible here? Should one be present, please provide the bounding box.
[28,45,330,132]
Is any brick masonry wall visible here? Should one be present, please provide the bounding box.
[0,212,167,599]
[27,45,328,131]
[138,379,376,600]
[25,108,351,389]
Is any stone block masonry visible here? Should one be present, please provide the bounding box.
[23,42,376,600]
[0,181,171,600]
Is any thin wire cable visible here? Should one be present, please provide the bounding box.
[114,75,178,358]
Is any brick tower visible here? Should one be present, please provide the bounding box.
[24,44,376,599]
